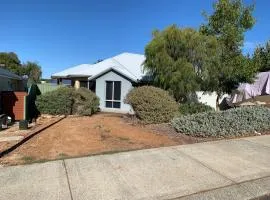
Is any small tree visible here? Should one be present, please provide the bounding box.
[144,26,218,102]
[200,0,258,109]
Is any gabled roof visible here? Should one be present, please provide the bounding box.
[51,53,146,82]
[0,68,22,80]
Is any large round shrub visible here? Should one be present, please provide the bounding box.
[126,86,178,124]
[36,87,99,116]
[36,87,74,115]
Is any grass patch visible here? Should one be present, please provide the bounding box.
[117,136,130,141]
[21,156,35,163]
[58,153,69,158]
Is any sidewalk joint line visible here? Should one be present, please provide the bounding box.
[177,150,236,184]
[63,160,74,200]
[167,175,270,200]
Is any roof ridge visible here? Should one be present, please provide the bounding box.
[111,57,138,79]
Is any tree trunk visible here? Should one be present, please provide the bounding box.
[216,94,220,111]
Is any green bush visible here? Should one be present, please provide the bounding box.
[36,87,99,116]
[72,87,100,116]
[179,102,214,115]
[172,106,270,138]
[36,87,74,115]
[125,86,178,124]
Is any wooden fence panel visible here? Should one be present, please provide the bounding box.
[1,91,27,121]
[37,84,64,94]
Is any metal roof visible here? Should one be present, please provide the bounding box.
[51,52,146,82]
[0,68,22,80]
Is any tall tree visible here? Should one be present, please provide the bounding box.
[144,26,218,102]
[253,40,270,72]
[22,61,42,83]
[200,0,257,109]
[0,52,22,74]
[0,52,42,83]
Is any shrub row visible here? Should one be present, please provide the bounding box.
[171,106,270,138]
[36,87,99,116]
[179,102,214,115]
[125,86,179,124]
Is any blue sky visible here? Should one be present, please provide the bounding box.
[1,0,269,78]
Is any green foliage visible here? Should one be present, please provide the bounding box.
[36,87,100,116]
[0,52,42,81]
[72,87,100,116]
[0,52,22,75]
[36,87,74,115]
[23,61,42,83]
[200,0,257,106]
[172,106,270,138]
[144,26,218,102]
[253,41,270,72]
[179,102,214,115]
[125,86,179,124]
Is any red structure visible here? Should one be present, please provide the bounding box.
[1,91,27,121]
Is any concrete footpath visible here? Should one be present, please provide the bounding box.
[0,135,270,200]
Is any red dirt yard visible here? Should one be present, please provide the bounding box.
[0,113,197,165]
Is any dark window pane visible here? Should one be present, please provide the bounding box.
[113,81,121,100]
[106,81,113,100]
[105,101,112,108]
[113,102,121,108]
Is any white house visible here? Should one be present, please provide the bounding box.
[52,53,146,113]
[52,52,225,112]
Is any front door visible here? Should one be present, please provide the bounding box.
[105,81,121,108]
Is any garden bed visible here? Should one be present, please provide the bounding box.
[0,113,198,166]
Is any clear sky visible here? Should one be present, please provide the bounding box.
[1,0,269,78]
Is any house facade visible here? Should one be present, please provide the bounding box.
[52,53,146,113]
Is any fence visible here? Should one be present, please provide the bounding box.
[1,91,27,121]
[37,83,65,94]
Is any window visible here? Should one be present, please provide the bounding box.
[105,81,121,108]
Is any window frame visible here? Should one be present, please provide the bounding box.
[105,81,121,109]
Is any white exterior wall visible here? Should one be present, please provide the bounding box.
[95,71,134,113]
[196,91,229,110]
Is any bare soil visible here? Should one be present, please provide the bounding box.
[0,113,198,166]
[0,115,62,152]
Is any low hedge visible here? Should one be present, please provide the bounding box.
[36,87,99,116]
[179,102,214,115]
[171,106,270,138]
[125,86,178,124]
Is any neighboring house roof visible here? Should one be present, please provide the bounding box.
[51,53,146,82]
[0,68,22,80]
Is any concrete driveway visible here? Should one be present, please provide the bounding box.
[0,135,270,200]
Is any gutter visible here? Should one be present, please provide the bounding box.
[0,74,22,80]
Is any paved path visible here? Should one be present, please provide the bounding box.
[0,135,270,200]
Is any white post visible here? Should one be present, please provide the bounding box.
[74,80,80,89]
